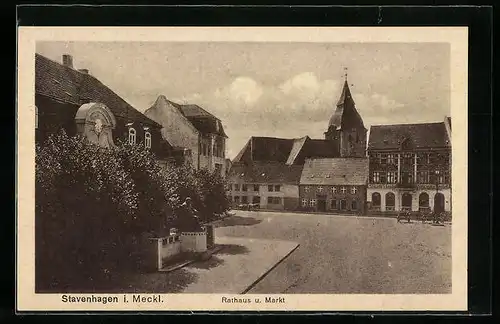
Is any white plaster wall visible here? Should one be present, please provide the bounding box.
[145,96,200,169]
[180,232,207,252]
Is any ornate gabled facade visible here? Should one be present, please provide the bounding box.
[366,117,452,215]
[324,76,367,158]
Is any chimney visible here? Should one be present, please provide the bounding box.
[78,69,89,74]
[62,54,73,68]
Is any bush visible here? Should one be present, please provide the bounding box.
[35,131,231,291]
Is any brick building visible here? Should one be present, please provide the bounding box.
[145,95,228,177]
[299,158,369,214]
[35,53,182,165]
[366,117,452,215]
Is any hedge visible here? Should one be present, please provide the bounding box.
[35,130,230,290]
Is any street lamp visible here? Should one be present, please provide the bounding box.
[434,170,441,224]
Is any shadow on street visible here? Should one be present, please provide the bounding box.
[214,215,262,228]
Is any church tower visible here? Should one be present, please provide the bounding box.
[324,71,367,158]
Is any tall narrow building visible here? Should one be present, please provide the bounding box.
[324,75,367,158]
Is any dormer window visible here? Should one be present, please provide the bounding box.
[128,128,136,145]
[144,131,151,149]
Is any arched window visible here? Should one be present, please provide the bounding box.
[144,131,151,149]
[419,192,429,212]
[385,192,395,211]
[35,106,38,129]
[372,192,381,209]
[128,128,136,145]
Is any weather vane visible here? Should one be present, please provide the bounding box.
[344,67,348,81]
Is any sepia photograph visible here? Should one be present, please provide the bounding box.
[17,27,468,311]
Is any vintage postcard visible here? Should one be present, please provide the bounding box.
[17,27,468,312]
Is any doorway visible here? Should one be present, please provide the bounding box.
[317,195,327,212]
[401,193,412,211]
[434,192,445,213]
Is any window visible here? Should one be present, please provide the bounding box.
[144,131,152,149]
[304,186,310,193]
[234,184,240,191]
[418,171,429,184]
[351,200,358,210]
[252,196,260,204]
[331,187,337,194]
[234,196,240,203]
[387,171,397,184]
[387,154,395,164]
[253,184,259,192]
[309,199,317,207]
[242,184,248,191]
[339,199,347,210]
[242,196,248,204]
[419,192,429,209]
[438,172,445,184]
[331,199,337,210]
[340,187,347,194]
[35,106,38,129]
[128,128,136,145]
[267,197,281,204]
[379,153,387,164]
[351,187,357,194]
[379,172,387,184]
[302,199,308,207]
[274,185,281,192]
[317,186,324,193]
[268,185,274,192]
[385,192,395,211]
[372,172,380,183]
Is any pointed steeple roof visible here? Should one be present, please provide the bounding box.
[336,79,354,106]
[328,74,365,131]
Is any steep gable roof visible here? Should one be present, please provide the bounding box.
[300,158,369,186]
[286,136,309,165]
[228,162,303,185]
[233,136,340,165]
[178,104,215,118]
[368,122,451,151]
[35,53,162,128]
[150,96,227,137]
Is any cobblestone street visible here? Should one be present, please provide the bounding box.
[216,211,451,294]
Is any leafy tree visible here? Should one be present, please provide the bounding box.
[194,168,231,223]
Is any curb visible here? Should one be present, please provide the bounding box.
[240,242,300,295]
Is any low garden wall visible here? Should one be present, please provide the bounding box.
[180,231,207,253]
[149,235,181,270]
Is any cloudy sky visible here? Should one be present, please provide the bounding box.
[36,41,450,159]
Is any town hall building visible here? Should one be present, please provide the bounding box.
[366,117,452,216]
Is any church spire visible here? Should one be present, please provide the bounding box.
[336,68,354,106]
